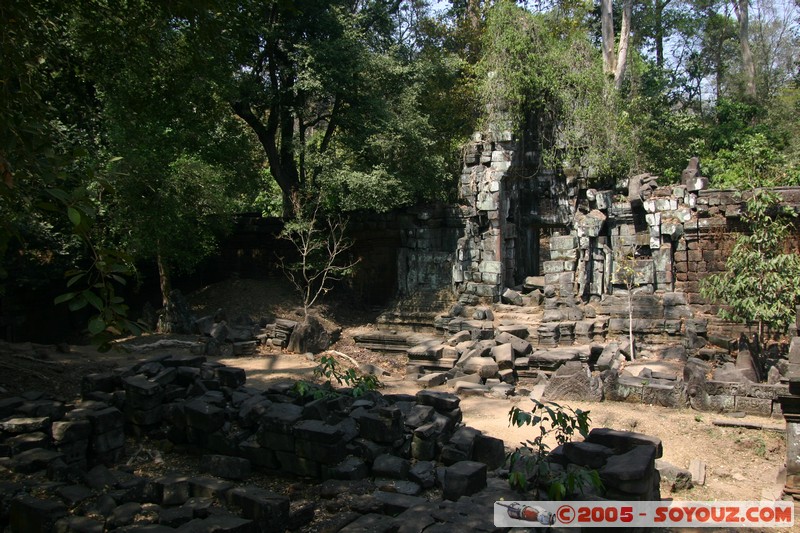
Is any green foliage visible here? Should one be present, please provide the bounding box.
[70,1,263,306]
[314,355,382,398]
[109,155,236,275]
[507,400,602,499]
[625,59,706,180]
[50,181,147,350]
[700,190,800,337]
[1,1,144,346]
[222,0,472,214]
[477,0,634,181]
[705,133,800,188]
[294,354,382,399]
[251,170,285,218]
[313,41,473,211]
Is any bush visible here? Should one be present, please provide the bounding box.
[507,400,603,500]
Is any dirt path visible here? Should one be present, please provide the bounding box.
[1,331,788,509]
[224,353,787,506]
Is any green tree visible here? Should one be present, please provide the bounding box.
[278,194,360,318]
[613,248,642,360]
[478,0,635,181]
[700,190,800,342]
[704,132,800,187]
[1,0,142,345]
[71,0,263,309]
[507,401,602,499]
[222,0,471,214]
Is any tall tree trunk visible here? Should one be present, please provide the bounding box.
[733,0,757,98]
[157,250,171,308]
[614,0,633,90]
[601,0,617,77]
[232,100,299,217]
[629,295,635,360]
[654,0,671,68]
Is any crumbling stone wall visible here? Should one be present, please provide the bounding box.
[451,141,800,343]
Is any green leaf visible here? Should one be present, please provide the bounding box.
[67,206,81,226]
[88,316,106,335]
[82,290,103,311]
[48,188,70,203]
[54,292,76,305]
[66,273,86,288]
[69,295,88,311]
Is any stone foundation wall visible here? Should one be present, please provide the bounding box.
[218,146,800,344]
[450,140,800,343]
[1,354,667,531]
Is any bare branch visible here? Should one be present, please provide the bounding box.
[277,193,360,317]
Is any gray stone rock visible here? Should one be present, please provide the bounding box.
[54,516,104,533]
[655,459,693,491]
[372,454,410,479]
[562,441,615,469]
[287,316,340,354]
[713,362,753,383]
[183,399,225,433]
[10,495,67,533]
[586,428,663,458]
[355,411,404,444]
[107,502,142,529]
[415,390,460,411]
[441,461,487,500]
[374,479,422,496]
[56,484,92,507]
[404,405,435,429]
[472,435,505,470]
[490,343,514,370]
[154,474,191,506]
[226,486,290,533]
[501,288,523,306]
[175,514,255,533]
[600,444,657,484]
[542,362,603,402]
[373,491,427,515]
[202,455,251,480]
[12,448,64,474]
[158,505,195,528]
[339,512,398,532]
[1,416,51,434]
[463,356,499,378]
[495,332,532,357]
[188,477,235,501]
[416,372,447,389]
[409,461,436,488]
[328,456,369,480]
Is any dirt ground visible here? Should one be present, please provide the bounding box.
[0,277,793,520]
[216,353,787,504]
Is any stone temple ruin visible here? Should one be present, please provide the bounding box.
[0,351,667,532]
[346,134,800,418]
[3,131,800,531]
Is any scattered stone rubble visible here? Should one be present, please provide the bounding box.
[186,307,341,357]
[385,295,791,416]
[359,137,800,405]
[1,352,669,532]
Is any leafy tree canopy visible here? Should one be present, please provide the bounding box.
[700,190,800,338]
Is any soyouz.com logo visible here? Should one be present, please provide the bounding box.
[493,501,795,528]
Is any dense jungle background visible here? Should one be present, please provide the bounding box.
[2,0,799,344]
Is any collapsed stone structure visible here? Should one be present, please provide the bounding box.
[445,138,800,341]
[0,353,666,532]
[340,136,800,416]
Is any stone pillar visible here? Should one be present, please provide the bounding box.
[778,378,800,497]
